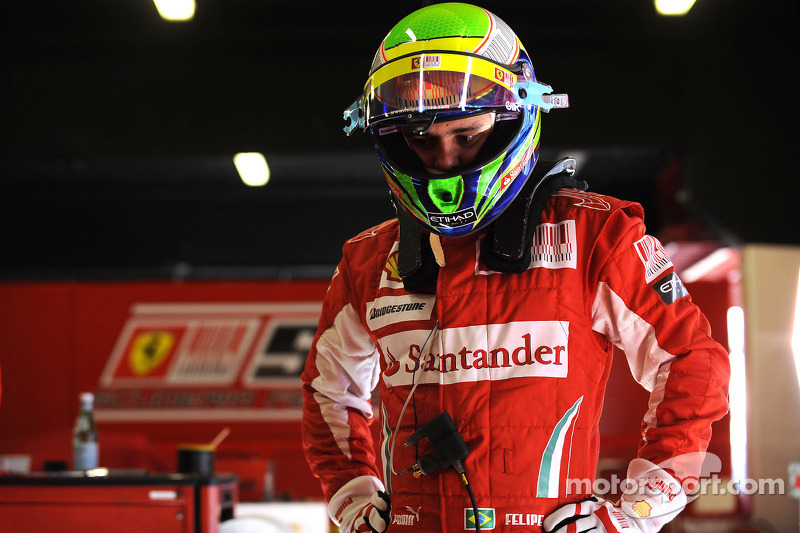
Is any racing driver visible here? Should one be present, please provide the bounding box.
[301,3,731,533]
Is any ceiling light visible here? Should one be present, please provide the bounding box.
[153,0,195,22]
[654,0,696,16]
[234,153,270,187]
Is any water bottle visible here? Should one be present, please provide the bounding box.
[72,392,99,470]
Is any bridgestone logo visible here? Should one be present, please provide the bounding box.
[366,295,435,329]
[379,321,569,386]
[369,302,427,320]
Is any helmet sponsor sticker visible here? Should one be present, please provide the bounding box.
[411,55,441,69]
[465,508,495,530]
[378,125,399,136]
[429,207,477,228]
[634,235,673,284]
[653,272,689,304]
[379,321,569,387]
[494,66,513,86]
[366,294,435,330]
[499,140,535,190]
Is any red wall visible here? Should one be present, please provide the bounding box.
[0,279,331,501]
[0,277,732,502]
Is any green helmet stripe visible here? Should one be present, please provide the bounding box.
[383,4,490,50]
[476,156,503,200]
[386,167,427,219]
[474,111,541,220]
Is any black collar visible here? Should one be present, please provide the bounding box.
[396,158,587,291]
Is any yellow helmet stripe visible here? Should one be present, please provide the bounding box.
[366,52,517,94]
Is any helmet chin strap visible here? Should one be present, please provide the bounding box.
[395,158,587,291]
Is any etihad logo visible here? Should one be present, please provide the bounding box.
[379,321,569,387]
[654,272,688,305]
[429,208,476,228]
[366,294,435,329]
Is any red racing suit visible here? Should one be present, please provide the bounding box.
[301,188,730,532]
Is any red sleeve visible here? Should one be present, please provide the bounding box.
[591,207,730,481]
[301,253,383,501]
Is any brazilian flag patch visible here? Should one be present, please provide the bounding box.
[465,508,495,530]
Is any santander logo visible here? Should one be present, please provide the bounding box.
[379,321,569,387]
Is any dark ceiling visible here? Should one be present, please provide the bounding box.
[1,0,797,280]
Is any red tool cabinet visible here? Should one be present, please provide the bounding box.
[0,472,237,533]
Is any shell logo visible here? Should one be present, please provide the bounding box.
[385,251,402,282]
[128,331,175,376]
[631,500,653,518]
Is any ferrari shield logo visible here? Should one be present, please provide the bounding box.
[128,331,175,376]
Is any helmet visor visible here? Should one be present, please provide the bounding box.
[364,53,520,127]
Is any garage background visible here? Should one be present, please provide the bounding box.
[1,0,797,279]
